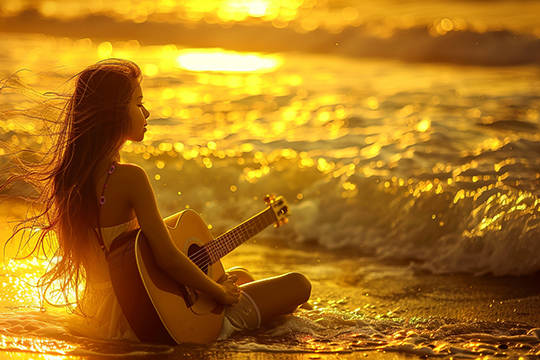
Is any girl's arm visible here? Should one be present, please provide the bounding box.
[121,163,240,305]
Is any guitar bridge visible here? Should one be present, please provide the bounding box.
[177,283,197,308]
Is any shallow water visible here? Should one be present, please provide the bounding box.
[1,0,540,358]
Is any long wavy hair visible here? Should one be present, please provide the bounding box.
[1,58,142,312]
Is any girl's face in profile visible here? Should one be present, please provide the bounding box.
[128,82,150,142]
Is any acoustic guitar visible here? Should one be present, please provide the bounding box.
[107,195,290,345]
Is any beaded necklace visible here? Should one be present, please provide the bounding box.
[99,162,116,205]
[95,161,116,258]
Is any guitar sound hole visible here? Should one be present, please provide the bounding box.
[187,244,211,275]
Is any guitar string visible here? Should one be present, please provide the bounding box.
[190,208,274,266]
[204,206,278,264]
[188,217,258,267]
[189,213,271,268]
[188,213,266,267]
[188,210,276,269]
[190,220,261,269]
[211,212,273,259]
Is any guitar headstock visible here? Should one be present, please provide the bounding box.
[264,194,290,227]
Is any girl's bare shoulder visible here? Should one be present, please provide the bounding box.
[115,162,145,173]
[113,162,150,183]
[113,163,157,208]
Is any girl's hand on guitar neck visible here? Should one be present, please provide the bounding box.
[216,273,241,305]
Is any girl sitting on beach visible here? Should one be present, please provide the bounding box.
[3,59,311,342]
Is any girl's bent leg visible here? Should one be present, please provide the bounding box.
[240,272,311,325]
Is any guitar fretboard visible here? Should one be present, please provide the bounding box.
[203,207,277,263]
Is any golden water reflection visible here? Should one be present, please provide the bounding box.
[176,49,282,73]
[1,335,77,356]
[1,34,538,204]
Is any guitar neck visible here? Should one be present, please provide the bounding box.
[204,207,277,263]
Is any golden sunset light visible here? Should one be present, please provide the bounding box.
[1,0,540,359]
[176,49,282,73]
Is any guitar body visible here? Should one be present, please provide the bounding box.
[109,209,225,344]
[108,196,290,345]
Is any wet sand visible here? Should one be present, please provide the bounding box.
[223,238,540,328]
[211,240,540,360]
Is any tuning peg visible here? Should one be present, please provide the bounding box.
[263,194,276,205]
[274,220,282,228]
[282,218,289,225]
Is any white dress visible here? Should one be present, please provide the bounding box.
[73,218,140,340]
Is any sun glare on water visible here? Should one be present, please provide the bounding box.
[176,49,283,73]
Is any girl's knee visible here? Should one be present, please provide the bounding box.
[284,272,311,302]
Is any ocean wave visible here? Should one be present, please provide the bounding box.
[2,9,540,66]
[119,135,540,277]
[286,135,540,276]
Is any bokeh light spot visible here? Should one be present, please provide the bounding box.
[177,49,283,73]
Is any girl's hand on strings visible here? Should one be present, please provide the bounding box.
[216,273,241,305]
